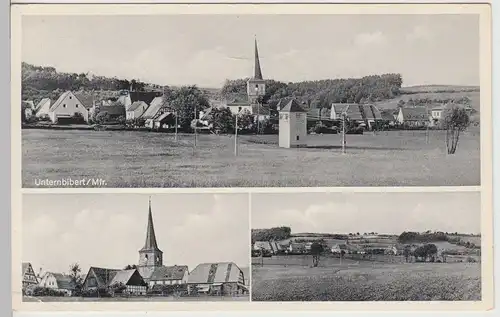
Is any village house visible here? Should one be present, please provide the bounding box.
[82,267,147,295]
[148,265,189,287]
[397,107,429,127]
[287,242,307,254]
[253,241,283,254]
[186,262,248,296]
[46,91,90,124]
[38,272,76,296]
[22,262,39,290]
[153,112,175,130]
[142,96,164,128]
[34,98,51,119]
[126,101,149,120]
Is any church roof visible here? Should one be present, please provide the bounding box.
[140,198,162,252]
[279,99,307,113]
[254,38,263,80]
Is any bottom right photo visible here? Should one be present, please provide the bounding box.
[250,191,482,302]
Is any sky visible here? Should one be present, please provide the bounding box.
[252,191,481,235]
[22,193,249,275]
[22,14,479,87]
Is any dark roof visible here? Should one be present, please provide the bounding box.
[100,105,125,116]
[129,91,162,105]
[401,107,428,121]
[52,273,76,290]
[140,198,162,252]
[109,269,147,286]
[307,107,331,119]
[150,265,188,281]
[74,92,95,109]
[381,112,395,121]
[88,267,120,287]
[280,99,307,113]
[253,38,263,80]
[274,98,294,111]
[127,101,148,112]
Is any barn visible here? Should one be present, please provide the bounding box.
[187,262,247,296]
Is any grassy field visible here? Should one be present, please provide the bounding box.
[251,257,481,301]
[23,295,249,302]
[22,128,480,187]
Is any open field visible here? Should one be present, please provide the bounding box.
[23,295,249,302]
[22,129,480,187]
[251,257,481,301]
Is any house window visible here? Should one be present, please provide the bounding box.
[69,96,72,99]
[63,104,66,108]
[238,107,242,112]
[76,104,79,108]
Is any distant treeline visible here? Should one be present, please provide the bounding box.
[221,73,403,108]
[21,62,160,104]
[251,227,291,243]
[398,231,481,249]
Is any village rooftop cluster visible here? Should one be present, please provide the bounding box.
[22,199,248,299]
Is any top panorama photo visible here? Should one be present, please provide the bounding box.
[21,14,481,188]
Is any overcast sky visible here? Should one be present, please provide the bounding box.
[23,193,249,275]
[252,192,480,235]
[22,14,479,87]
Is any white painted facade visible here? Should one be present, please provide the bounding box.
[279,111,307,148]
[49,91,89,123]
[38,273,73,296]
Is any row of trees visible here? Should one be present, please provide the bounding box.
[398,231,479,249]
[251,227,292,243]
[221,73,404,107]
[22,62,152,101]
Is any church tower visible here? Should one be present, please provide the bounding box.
[247,37,266,103]
[137,197,163,280]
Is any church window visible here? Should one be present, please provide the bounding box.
[296,136,300,141]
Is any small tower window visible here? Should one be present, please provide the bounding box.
[145,254,148,260]
[69,96,72,99]
[296,136,300,141]
[63,104,66,108]
[76,104,79,108]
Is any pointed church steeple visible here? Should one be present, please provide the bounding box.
[254,37,263,80]
[141,196,160,251]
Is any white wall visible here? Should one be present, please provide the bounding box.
[50,92,89,123]
[278,112,291,148]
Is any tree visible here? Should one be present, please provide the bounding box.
[69,263,83,296]
[237,109,255,132]
[403,245,412,263]
[208,107,234,134]
[310,242,324,267]
[442,106,470,154]
[169,86,210,131]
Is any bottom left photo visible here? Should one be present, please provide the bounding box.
[20,193,250,302]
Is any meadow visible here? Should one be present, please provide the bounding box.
[22,128,480,187]
[251,257,481,301]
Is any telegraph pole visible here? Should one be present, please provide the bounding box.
[174,110,178,142]
[341,112,346,154]
[194,104,197,149]
[234,111,238,156]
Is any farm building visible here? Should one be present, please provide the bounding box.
[253,241,283,254]
[46,91,90,124]
[279,99,308,148]
[34,98,51,118]
[153,112,175,130]
[288,243,307,254]
[82,267,147,295]
[397,107,429,127]
[117,90,162,110]
[126,101,149,120]
[187,262,247,296]
[148,265,189,287]
[21,262,39,290]
[38,272,76,296]
[142,96,164,128]
[97,104,126,121]
[331,244,361,254]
